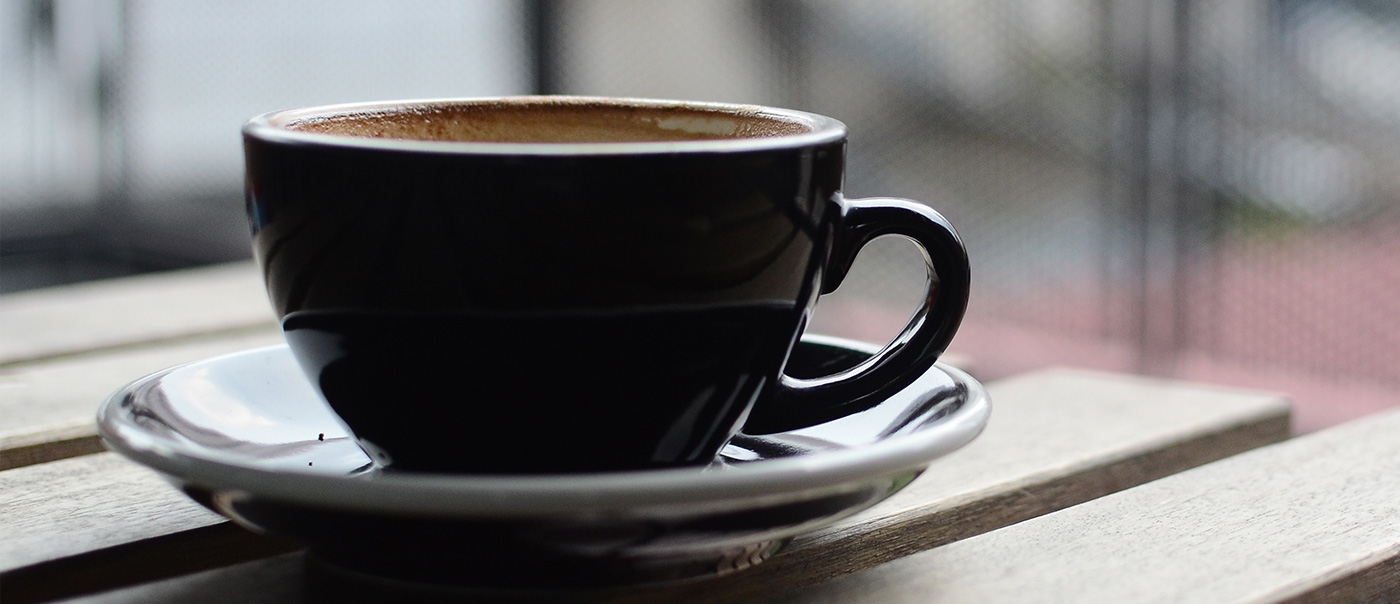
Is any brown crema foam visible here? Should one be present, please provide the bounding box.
[282,99,812,143]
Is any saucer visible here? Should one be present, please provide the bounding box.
[97,335,989,590]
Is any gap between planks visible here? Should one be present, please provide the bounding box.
[6,369,1290,603]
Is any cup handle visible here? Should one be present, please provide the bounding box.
[743,196,971,434]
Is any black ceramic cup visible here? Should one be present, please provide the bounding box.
[242,97,969,474]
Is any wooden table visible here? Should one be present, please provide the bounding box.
[2,262,1397,603]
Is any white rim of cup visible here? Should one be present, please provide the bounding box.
[242,96,848,155]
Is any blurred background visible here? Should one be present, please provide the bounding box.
[4,0,1399,431]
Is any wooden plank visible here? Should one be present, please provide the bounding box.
[27,369,1290,603]
[0,454,297,604]
[0,329,285,470]
[0,262,274,366]
[0,454,228,573]
[771,408,1400,604]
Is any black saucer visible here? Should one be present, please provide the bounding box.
[97,335,989,591]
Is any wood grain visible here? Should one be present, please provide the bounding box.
[0,454,227,573]
[0,453,297,604]
[0,262,274,366]
[30,369,1291,603]
[772,408,1400,604]
[0,329,285,470]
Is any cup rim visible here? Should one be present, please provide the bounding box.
[243,96,847,156]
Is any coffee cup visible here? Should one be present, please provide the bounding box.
[242,96,969,474]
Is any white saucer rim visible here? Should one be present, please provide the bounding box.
[97,342,989,518]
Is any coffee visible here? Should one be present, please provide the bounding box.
[244,96,969,474]
[278,98,811,143]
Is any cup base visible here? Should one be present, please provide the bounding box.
[281,305,799,474]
